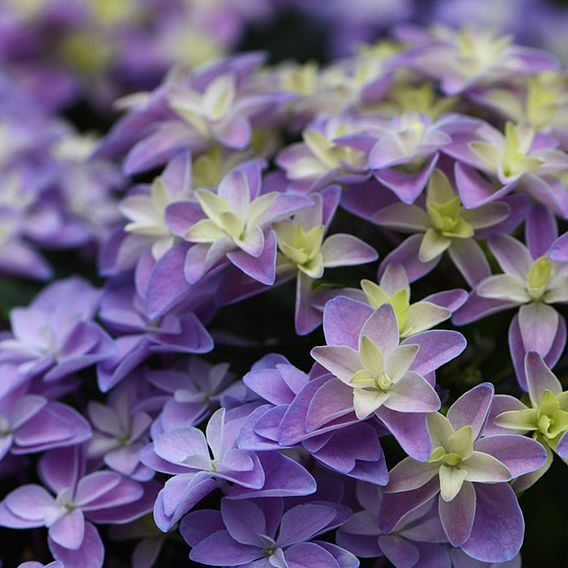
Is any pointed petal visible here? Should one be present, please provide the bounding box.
[463,452,511,483]
[439,465,467,502]
[310,346,361,384]
[446,383,494,439]
[473,435,547,477]
[385,372,440,413]
[525,351,562,406]
[439,480,476,546]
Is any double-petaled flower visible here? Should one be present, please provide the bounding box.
[373,169,511,285]
[385,384,547,563]
[166,160,311,285]
[489,352,568,490]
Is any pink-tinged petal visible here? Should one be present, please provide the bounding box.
[220,499,265,546]
[518,303,559,358]
[461,484,524,563]
[49,509,85,550]
[452,291,517,325]
[439,481,476,547]
[283,542,340,568]
[218,163,256,212]
[295,272,321,336]
[49,522,104,568]
[235,226,265,258]
[215,116,252,149]
[372,203,430,232]
[423,289,467,312]
[454,163,515,208]
[446,383,494,439]
[257,194,313,226]
[4,485,54,521]
[310,346,360,384]
[447,239,490,288]
[485,394,528,436]
[190,530,261,565]
[227,230,277,285]
[379,235,440,284]
[321,234,378,268]
[361,304,400,356]
[474,435,547,477]
[386,458,439,493]
[323,297,373,348]
[488,235,533,278]
[378,534,420,567]
[525,351,562,406]
[278,503,337,547]
[463,451,511,483]
[375,154,439,204]
[463,201,510,230]
[476,275,528,303]
[385,372,440,413]
[404,330,466,376]
[525,203,557,258]
[378,408,432,461]
[165,201,204,237]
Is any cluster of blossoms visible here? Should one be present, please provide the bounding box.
[0,0,275,111]
[0,5,567,568]
[1,0,566,113]
[0,81,122,281]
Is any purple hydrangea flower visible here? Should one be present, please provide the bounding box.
[87,381,153,481]
[454,215,567,388]
[313,263,467,337]
[410,27,557,95]
[487,352,568,491]
[358,168,516,285]
[140,407,316,530]
[0,278,114,383]
[181,497,358,568]
[310,300,466,459]
[239,354,388,484]
[165,159,311,285]
[384,384,546,563]
[0,387,91,461]
[147,357,236,432]
[337,482,451,567]
[0,446,156,568]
